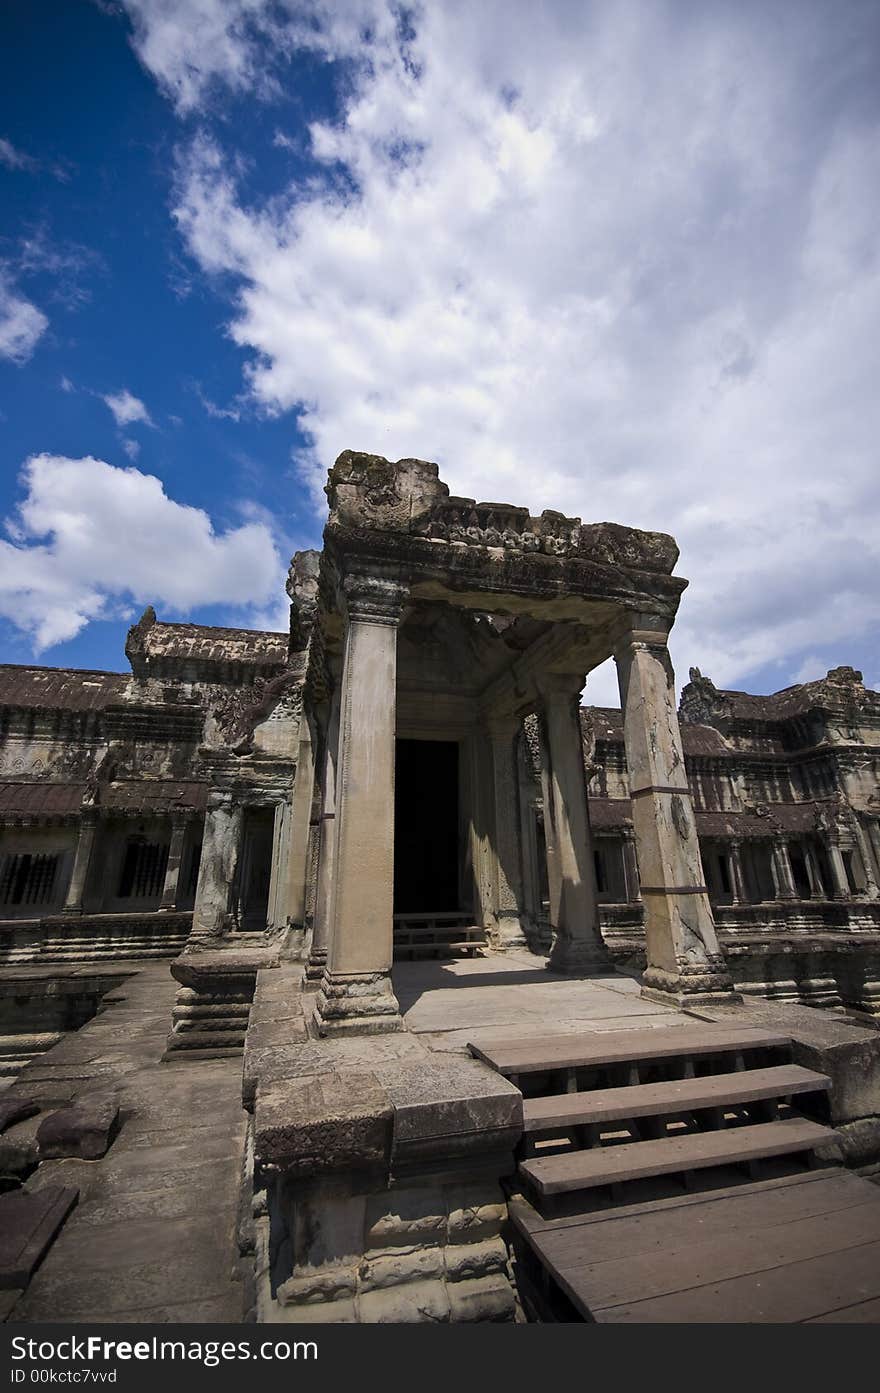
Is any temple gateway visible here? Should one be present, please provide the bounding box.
[3,451,880,1324]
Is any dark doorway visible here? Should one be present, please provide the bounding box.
[238,807,275,931]
[394,739,460,913]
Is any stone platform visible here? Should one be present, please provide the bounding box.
[4,949,879,1324]
[3,962,247,1324]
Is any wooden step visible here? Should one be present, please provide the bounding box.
[522,1065,830,1133]
[520,1118,835,1197]
[394,941,484,956]
[469,1024,791,1077]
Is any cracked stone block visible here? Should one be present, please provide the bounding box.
[364,1187,446,1250]
[37,1095,120,1161]
[0,1114,43,1178]
[254,1072,392,1173]
[358,1245,444,1292]
[357,1276,450,1324]
[0,1187,78,1290]
[444,1237,509,1282]
[0,1097,38,1134]
[447,1273,517,1322]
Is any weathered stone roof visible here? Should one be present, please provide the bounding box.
[681,665,880,729]
[0,782,85,816]
[127,615,287,670]
[582,706,728,757]
[101,780,207,813]
[0,666,126,713]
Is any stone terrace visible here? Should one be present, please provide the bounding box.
[4,963,247,1324]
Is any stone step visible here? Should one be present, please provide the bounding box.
[469,1024,792,1079]
[520,1118,835,1197]
[522,1065,831,1134]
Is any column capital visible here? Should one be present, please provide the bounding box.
[535,672,584,709]
[485,712,522,740]
[341,568,408,625]
[612,613,672,656]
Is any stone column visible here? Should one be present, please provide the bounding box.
[804,844,825,898]
[826,840,852,900]
[536,718,562,933]
[614,617,737,1006]
[868,819,880,878]
[159,814,188,912]
[853,821,880,900]
[62,812,99,915]
[517,768,542,931]
[622,830,640,903]
[771,837,798,900]
[315,571,406,1036]
[306,683,342,984]
[539,678,611,974]
[467,732,497,933]
[728,838,747,905]
[488,716,528,950]
[285,719,316,936]
[188,791,242,945]
[265,798,291,930]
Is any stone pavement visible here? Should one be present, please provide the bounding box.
[5,962,247,1324]
[395,950,691,1052]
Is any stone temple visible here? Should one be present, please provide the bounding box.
[3,451,880,1324]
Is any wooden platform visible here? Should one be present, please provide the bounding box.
[469,1023,792,1077]
[510,1168,880,1322]
[469,1019,880,1321]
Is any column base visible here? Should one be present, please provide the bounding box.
[547,932,614,976]
[640,958,741,1009]
[493,913,529,952]
[314,970,404,1036]
[303,946,327,987]
[60,904,84,916]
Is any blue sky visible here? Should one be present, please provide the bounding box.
[1,0,879,705]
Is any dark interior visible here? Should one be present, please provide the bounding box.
[393,738,460,913]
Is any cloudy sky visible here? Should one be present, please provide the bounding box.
[1,0,878,705]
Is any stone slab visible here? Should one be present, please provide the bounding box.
[693,999,880,1123]
[0,1113,43,1176]
[0,1187,78,1289]
[0,1097,38,1135]
[37,1095,120,1161]
[171,949,280,991]
[255,1071,392,1173]
[374,1056,522,1161]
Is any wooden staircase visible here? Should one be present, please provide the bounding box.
[467,1023,880,1321]
[393,912,486,961]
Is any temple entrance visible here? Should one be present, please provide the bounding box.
[238,806,274,931]
[393,739,460,914]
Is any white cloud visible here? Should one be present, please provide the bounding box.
[0,454,284,651]
[121,438,141,460]
[0,273,48,365]
[0,137,35,171]
[126,0,880,698]
[101,388,154,428]
[790,654,827,686]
